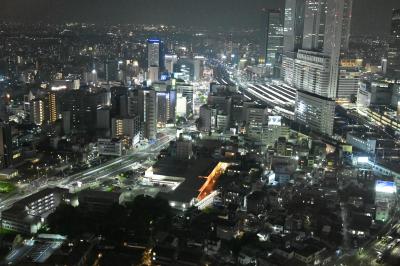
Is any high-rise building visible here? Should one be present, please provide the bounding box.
[388,9,400,77]
[30,99,45,126]
[111,116,140,142]
[293,50,332,97]
[0,123,12,169]
[45,92,58,123]
[164,54,178,73]
[263,10,284,71]
[138,89,157,140]
[147,39,165,70]
[295,90,335,135]
[337,59,362,100]
[288,0,345,99]
[391,8,400,37]
[176,83,194,117]
[245,105,268,139]
[283,0,305,53]
[281,0,304,84]
[176,137,193,160]
[96,108,111,131]
[283,0,345,134]
[155,87,176,127]
[340,0,353,53]
[148,66,159,82]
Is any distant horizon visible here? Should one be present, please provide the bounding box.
[0,0,399,36]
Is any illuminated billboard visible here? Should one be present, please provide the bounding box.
[375,180,396,194]
[268,116,282,126]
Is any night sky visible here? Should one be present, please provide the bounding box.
[1,0,399,35]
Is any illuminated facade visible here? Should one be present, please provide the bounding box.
[295,90,335,135]
[30,99,45,126]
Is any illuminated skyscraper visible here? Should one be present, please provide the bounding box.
[30,99,45,126]
[264,10,284,68]
[283,0,305,53]
[388,9,400,77]
[340,0,353,53]
[138,89,157,140]
[147,39,165,70]
[46,92,58,123]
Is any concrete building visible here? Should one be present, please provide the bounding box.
[1,188,68,234]
[148,66,159,82]
[357,81,393,109]
[246,105,268,139]
[176,137,193,160]
[294,50,332,98]
[295,90,335,135]
[138,89,157,140]
[111,116,140,143]
[176,83,194,116]
[97,138,123,156]
[164,54,178,73]
[147,39,164,69]
[337,62,362,100]
[0,123,12,169]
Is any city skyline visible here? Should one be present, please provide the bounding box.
[0,0,398,36]
[2,0,400,265]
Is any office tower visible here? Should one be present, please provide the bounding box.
[302,0,325,51]
[176,83,194,117]
[127,90,139,117]
[293,50,331,97]
[245,105,268,139]
[287,0,345,134]
[391,8,400,37]
[199,105,218,133]
[323,0,344,97]
[176,93,187,118]
[147,39,165,70]
[337,59,362,100]
[110,87,129,117]
[111,116,140,141]
[30,99,45,126]
[0,123,12,169]
[388,9,400,77]
[261,9,284,72]
[96,108,111,131]
[283,0,305,53]
[148,66,159,82]
[199,105,212,132]
[164,54,178,73]
[155,88,176,127]
[138,89,157,140]
[295,90,335,135]
[340,0,353,53]
[282,0,305,85]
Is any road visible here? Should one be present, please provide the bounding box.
[0,129,175,212]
